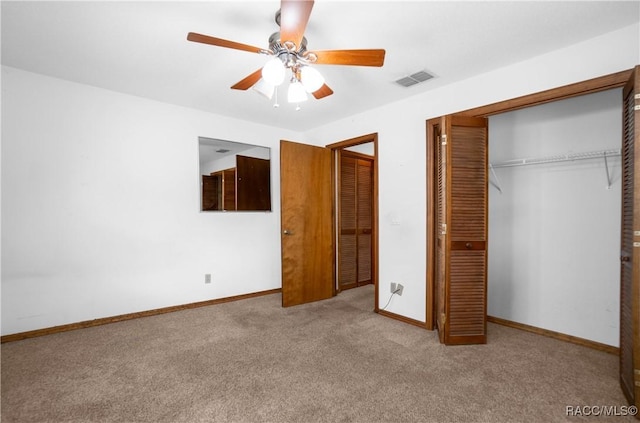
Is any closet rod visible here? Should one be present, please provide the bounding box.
[490,148,621,169]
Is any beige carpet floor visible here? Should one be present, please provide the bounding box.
[1,285,633,422]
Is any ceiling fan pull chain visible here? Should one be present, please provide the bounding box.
[273,87,279,108]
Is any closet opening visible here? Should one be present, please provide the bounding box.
[427,69,632,332]
[427,65,638,407]
[486,88,623,350]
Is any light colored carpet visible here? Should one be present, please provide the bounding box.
[1,285,633,422]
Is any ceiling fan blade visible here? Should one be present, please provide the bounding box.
[312,84,333,100]
[279,0,314,50]
[310,49,386,67]
[231,69,263,90]
[187,32,264,54]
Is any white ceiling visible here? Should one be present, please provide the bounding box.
[2,1,639,132]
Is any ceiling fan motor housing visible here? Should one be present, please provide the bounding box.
[268,31,313,72]
[268,32,308,54]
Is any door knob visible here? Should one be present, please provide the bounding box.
[283,230,294,235]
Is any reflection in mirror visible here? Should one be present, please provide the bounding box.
[199,137,271,212]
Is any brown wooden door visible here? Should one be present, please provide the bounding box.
[236,155,271,211]
[201,175,218,211]
[620,66,640,407]
[338,151,373,290]
[280,140,334,307]
[432,115,488,345]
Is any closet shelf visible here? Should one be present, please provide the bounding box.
[490,148,621,169]
[490,148,622,191]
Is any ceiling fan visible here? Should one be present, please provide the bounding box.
[187,0,385,105]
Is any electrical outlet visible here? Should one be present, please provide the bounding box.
[390,282,397,293]
[396,283,404,296]
[205,274,212,284]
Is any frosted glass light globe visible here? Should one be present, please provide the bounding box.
[252,78,275,99]
[262,58,285,86]
[300,66,325,93]
[287,80,308,103]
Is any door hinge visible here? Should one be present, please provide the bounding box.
[635,94,640,100]
[441,223,447,235]
[440,313,447,325]
[634,242,640,248]
[441,134,447,145]
[635,105,640,111]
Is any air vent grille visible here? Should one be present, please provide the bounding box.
[395,70,434,87]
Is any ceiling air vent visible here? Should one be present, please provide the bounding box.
[215,149,231,153]
[395,70,434,87]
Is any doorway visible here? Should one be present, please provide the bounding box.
[328,134,379,309]
[337,149,374,291]
[280,133,379,309]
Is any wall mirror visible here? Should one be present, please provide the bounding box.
[199,137,271,212]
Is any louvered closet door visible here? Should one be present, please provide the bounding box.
[436,115,488,345]
[338,151,373,290]
[223,168,236,211]
[434,120,448,344]
[620,66,640,407]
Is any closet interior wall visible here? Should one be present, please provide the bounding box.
[487,88,622,347]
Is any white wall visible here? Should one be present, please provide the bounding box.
[488,89,622,346]
[2,22,638,337]
[303,23,639,325]
[1,66,301,335]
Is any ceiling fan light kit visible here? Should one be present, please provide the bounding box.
[187,0,385,109]
[259,52,323,106]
